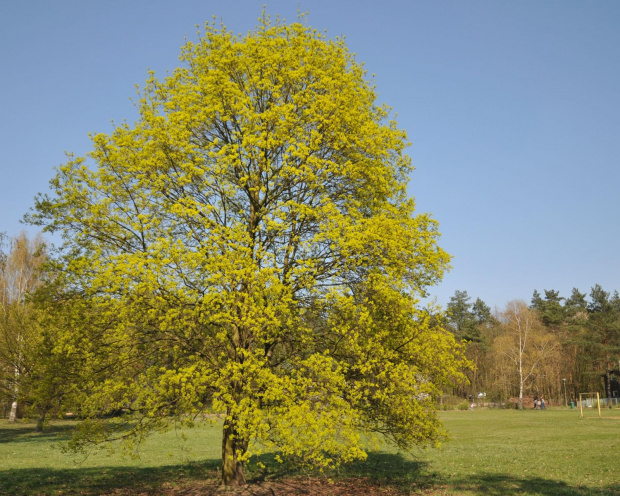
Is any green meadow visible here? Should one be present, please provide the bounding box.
[1,408,619,495]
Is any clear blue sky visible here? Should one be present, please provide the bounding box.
[1,0,619,310]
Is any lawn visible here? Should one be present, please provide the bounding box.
[416,408,620,494]
[1,408,618,495]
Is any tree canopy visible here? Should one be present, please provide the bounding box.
[30,16,466,486]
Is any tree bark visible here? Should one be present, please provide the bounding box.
[221,413,246,486]
[518,333,524,410]
[8,401,17,422]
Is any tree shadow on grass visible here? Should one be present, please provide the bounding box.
[448,473,620,496]
[336,451,433,492]
[246,451,432,491]
[0,460,221,496]
[348,454,620,496]
[249,451,619,496]
[2,449,619,495]
[0,421,76,444]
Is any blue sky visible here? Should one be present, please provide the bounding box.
[1,0,619,310]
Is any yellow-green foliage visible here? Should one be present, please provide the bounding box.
[32,15,467,481]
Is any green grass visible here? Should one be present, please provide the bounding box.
[392,409,620,495]
[0,420,222,495]
[1,409,619,495]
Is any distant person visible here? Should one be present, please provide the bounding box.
[534,395,538,409]
[541,397,546,410]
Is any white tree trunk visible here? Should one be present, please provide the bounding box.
[518,327,524,409]
[8,401,17,422]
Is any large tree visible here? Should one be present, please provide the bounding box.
[30,17,466,485]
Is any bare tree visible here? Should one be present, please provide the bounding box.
[493,301,560,409]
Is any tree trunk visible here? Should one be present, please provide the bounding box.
[518,354,524,410]
[9,363,20,422]
[605,369,612,402]
[8,401,17,422]
[36,411,47,432]
[221,413,246,486]
[517,323,524,410]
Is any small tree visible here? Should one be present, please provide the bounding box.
[30,16,467,485]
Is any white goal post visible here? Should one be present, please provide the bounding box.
[579,392,601,418]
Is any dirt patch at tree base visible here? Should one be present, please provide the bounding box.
[169,478,407,495]
[102,477,415,495]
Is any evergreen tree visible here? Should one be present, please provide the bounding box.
[446,290,481,343]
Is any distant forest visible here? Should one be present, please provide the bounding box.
[445,287,620,406]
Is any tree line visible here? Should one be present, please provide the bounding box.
[445,288,620,408]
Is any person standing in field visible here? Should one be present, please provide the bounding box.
[534,395,538,409]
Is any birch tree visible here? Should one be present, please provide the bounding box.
[0,232,46,422]
[493,301,560,409]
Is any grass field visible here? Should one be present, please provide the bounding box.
[1,408,619,495]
